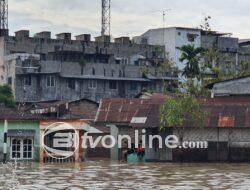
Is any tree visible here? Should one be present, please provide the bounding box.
[177,44,204,79]
[0,85,15,107]
[200,15,212,32]
[237,61,250,76]
[160,95,205,130]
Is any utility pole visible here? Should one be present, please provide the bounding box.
[101,0,111,36]
[3,119,8,163]
[0,0,8,36]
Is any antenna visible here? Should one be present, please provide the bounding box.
[101,0,111,36]
[152,9,171,44]
[0,0,8,36]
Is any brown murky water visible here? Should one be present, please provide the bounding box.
[1,160,250,190]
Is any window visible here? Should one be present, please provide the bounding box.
[89,79,97,89]
[119,70,123,77]
[7,77,12,85]
[109,81,117,90]
[103,68,106,76]
[92,68,95,75]
[67,79,76,89]
[111,70,115,77]
[46,75,55,87]
[130,82,137,91]
[24,75,32,86]
[11,138,33,160]
[187,33,197,42]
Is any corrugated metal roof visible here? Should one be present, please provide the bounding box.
[0,107,44,121]
[95,95,250,128]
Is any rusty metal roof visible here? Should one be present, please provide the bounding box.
[0,107,44,121]
[95,95,250,128]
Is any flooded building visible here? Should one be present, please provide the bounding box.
[95,94,250,162]
[0,107,42,162]
[0,31,177,103]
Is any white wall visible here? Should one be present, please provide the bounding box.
[133,28,202,83]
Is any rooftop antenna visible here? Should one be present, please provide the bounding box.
[152,9,171,45]
[0,0,8,36]
[101,0,111,36]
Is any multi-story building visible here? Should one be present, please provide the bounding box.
[133,27,202,74]
[0,30,177,103]
[133,27,243,79]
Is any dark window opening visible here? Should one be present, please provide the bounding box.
[130,82,137,91]
[47,75,55,87]
[67,79,76,89]
[104,68,106,76]
[24,75,32,86]
[187,33,197,42]
[119,70,123,77]
[92,68,95,75]
[109,81,117,90]
[89,79,97,89]
[7,77,12,85]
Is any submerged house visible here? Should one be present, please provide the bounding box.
[0,107,42,162]
[95,94,250,162]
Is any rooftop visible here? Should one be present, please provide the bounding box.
[0,106,45,121]
[95,95,250,128]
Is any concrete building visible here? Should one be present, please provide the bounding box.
[0,31,177,103]
[0,107,42,162]
[133,27,242,80]
[208,75,250,97]
[133,27,201,75]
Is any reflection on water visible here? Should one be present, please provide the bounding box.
[1,160,250,190]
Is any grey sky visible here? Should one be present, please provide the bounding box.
[9,0,250,39]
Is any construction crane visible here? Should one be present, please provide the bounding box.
[101,0,111,36]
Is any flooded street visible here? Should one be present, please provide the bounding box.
[1,161,250,190]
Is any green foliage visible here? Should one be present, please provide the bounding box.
[180,79,210,98]
[237,61,250,76]
[153,45,164,58]
[0,85,15,107]
[177,44,204,79]
[160,95,205,129]
[139,65,150,77]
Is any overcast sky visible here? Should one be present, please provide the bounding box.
[9,0,250,39]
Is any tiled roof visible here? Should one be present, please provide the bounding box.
[95,95,250,128]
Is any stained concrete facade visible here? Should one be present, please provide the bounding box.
[211,76,250,96]
[0,31,177,102]
[133,27,201,82]
[133,27,248,78]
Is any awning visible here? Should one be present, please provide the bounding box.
[7,130,36,137]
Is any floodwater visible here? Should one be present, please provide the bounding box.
[1,160,250,190]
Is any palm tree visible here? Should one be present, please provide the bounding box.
[177,44,204,79]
